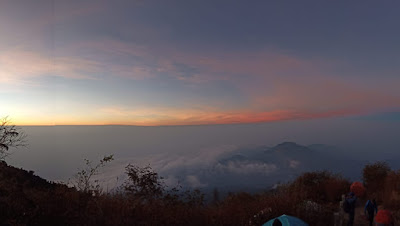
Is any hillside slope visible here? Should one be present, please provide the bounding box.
[0,160,398,225]
[0,161,89,225]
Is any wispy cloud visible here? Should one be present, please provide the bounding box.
[74,39,319,83]
[215,161,277,175]
[0,50,101,83]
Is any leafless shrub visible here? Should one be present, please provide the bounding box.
[72,155,114,195]
[0,116,27,160]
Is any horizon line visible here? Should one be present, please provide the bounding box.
[15,118,302,127]
[11,110,394,127]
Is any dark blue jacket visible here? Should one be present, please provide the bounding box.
[346,196,357,213]
[364,200,377,215]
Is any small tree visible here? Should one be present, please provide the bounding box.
[289,171,350,202]
[363,161,391,194]
[73,155,114,195]
[182,188,204,207]
[0,117,26,160]
[124,164,165,202]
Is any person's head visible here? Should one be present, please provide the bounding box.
[272,219,282,226]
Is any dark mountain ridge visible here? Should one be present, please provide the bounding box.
[206,142,365,192]
[0,161,83,225]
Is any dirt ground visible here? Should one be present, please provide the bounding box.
[344,204,395,226]
[352,205,374,226]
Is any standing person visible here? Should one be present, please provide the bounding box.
[339,194,346,226]
[365,199,378,226]
[375,209,394,226]
[345,192,357,226]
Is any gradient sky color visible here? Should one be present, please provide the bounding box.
[1,0,400,125]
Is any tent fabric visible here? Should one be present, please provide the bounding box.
[263,214,309,226]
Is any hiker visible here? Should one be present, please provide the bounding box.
[375,209,394,226]
[364,199,377,226]
[344,192,357,226]
[338,194,346,225]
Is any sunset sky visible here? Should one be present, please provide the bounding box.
[1,0,400,125]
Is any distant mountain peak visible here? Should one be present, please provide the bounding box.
[268,142,311,153]
[275,142,300,147]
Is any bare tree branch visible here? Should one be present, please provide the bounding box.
[72,155,114,195]
[0,116,27,160]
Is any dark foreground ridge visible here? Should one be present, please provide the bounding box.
[0,160,399,225]
[0,161,75,224]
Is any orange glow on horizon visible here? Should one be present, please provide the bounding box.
[11,108,364,126]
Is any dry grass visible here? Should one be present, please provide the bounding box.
[1,160,399,225]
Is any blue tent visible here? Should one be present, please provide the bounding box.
[263,214,309,226]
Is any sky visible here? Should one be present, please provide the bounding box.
[1,0,400,126]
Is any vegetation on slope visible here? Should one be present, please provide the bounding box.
[1,158,399,225]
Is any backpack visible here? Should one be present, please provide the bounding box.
[343,199,351,213]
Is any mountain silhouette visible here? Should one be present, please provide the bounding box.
[178,142,365,193]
